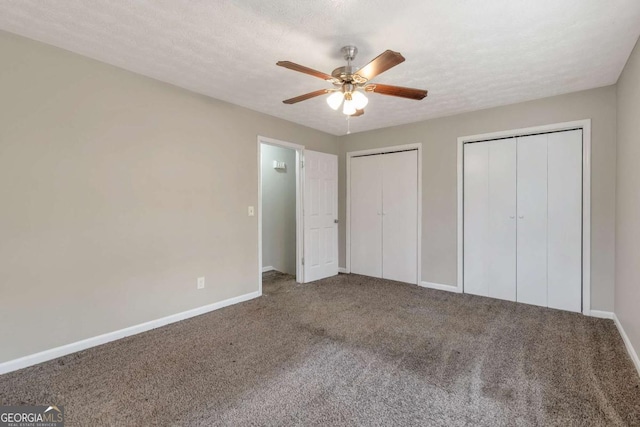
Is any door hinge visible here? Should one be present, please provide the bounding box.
[301,160,305,168]
[301,257,304,266]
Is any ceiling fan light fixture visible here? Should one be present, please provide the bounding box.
[326,91,344,110]
[343,99,357,116]
[278,46,427,117]
[351,90,368,110]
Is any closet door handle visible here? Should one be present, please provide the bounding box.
[518,215,525,219]
[509,215,515,219]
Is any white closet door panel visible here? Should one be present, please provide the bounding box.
[382,150,418,284]
[350,155,383,278]
[547,130,582,312]
[488,139,517,301]
[517,134,548,307]
[463,142,490,296]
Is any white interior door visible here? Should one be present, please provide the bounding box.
[350,155,383,278]
[516,134,548,307]
[303,150,338,282]
[547,130,582,312]
[463,140,517,300]
[382,150,418,284]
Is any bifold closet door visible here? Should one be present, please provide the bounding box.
[382,150,418,284]
[464,130,582,312]
[350,155,383,277]
[516,130,582,312]
[547,130,582,312]
[463,139,517,301]
[516,134,549,307]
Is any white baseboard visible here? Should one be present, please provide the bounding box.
[262,266,274,273]
[613,313,640,377]
[338,267,349,274]
[419,281,461,293]
[0,290,262,375]
[589,310,615,319]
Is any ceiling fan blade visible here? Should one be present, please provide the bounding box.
[355,50,405,81]
[276,61,335,81]
[283,89,333,104]
[364,83,428,100]
[351,109,364,117]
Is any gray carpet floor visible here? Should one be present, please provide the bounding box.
[1,272,639,426]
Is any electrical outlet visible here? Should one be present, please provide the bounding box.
[197,277,205,290]
[248,206,255,217]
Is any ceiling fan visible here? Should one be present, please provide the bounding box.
[277,46,428,117]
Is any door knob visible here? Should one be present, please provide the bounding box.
[518,215,524,219]
[509,216,515,219]
[334,219,339,223]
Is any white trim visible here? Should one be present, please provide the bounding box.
[589,310,614,319]
[457,137,464,293]
[257,136,305,292]
[419,281,462,293]
[346,143,423,158]
[338,267,349,274]
[346,150,351,273]
[346,143,422,284]
[258,136,305,151]
[417,147,423,286]
[581,120,592,316]
[262,266,275,273]
[457,120,592,144]
[613,314,640,376]
[0,290,261,375]
[456,119,592,314]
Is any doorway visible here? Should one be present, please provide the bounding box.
[258,137,304,292]
[257,136,339,293]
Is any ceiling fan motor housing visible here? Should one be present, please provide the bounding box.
[331,46,368,85]
[331,66,368,85]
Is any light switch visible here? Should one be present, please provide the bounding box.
[248,206,255,216]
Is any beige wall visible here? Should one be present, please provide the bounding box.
[615,37,640,356]
[261,144,296,275]
[0,31,338,363]
[0,27,627,364]
[338,86,617,312]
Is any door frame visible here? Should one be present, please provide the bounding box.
[257,136,305,293]
[457,119,592,315]
[345,143,423,284]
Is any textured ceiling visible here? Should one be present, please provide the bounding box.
[1,1,639,136]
